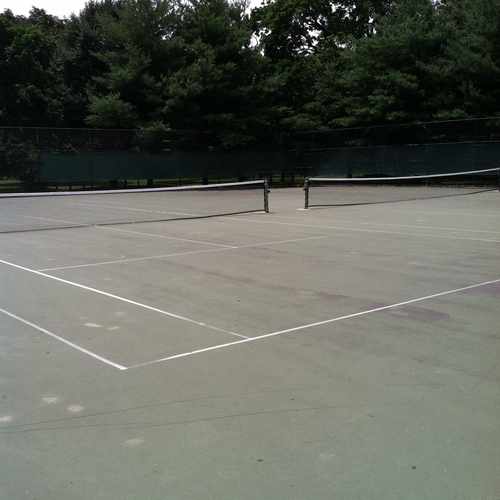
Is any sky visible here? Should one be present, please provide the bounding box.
[0,0,262,18]
[0,0,87,17]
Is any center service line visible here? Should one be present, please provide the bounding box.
[37,235,328,272]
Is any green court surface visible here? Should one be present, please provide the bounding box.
[1,187,499,500]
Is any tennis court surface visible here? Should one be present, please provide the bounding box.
[1,182,499,499]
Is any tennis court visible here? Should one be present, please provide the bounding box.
[1,178,499,500]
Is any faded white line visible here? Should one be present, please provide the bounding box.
[387,207,500,218]
[0,258,247,340]
[0,307,127,370]
[324,219,500,236]
[2,214,75,227]
[38,247,230,271]
[128,277,500,368]
[97,226,237,248]
[284,214,500,236]
[223,216,500,244]
[37,236,328,272]
[240,235,328,248]
[23,215,80,225]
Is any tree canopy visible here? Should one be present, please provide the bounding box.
[1,0,499,147]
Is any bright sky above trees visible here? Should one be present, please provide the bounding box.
[1,0,87,17]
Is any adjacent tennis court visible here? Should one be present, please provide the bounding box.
[1,179,499,500]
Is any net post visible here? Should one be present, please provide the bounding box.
[304,178,310,209]
[497,168,500,191]
[264,178,270,213]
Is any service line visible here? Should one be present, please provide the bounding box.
[97,226,237,248]
[128,277,500,369]
[36,235,328,272]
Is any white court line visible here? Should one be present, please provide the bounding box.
[0,214,83,229]
[128,277,500,369]
[2,216,71,227]
[386,207,500,218]
[329,219,500,236]
[272,214,500,236]
[97,226,237,248]
[0,258,247,340]
[39,247,230,271]
[237,235,328,248]
[0,307,127,370]
[223,216,500,244]
[23,215,80,225]
[37,236,328,272]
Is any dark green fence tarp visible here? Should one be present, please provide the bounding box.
[35,142,500,184]
[39,151,288,183]
[300,142,500,177]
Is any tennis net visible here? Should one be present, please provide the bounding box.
[0,180,270,234]
[304,168,500,209]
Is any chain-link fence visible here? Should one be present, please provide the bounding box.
[2,117,500,191]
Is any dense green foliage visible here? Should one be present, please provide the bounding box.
[1,0,500,147]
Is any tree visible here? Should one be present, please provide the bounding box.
[84,0,176,127]
[162,0,270,147]
[252,0,391,60]
[0,9,65,125]
[2,0,500,135]
[316,0,445,126]
[249,0,393,133]
[429,0,500,118]
[58,1,125,126]
[85,92,137,127]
